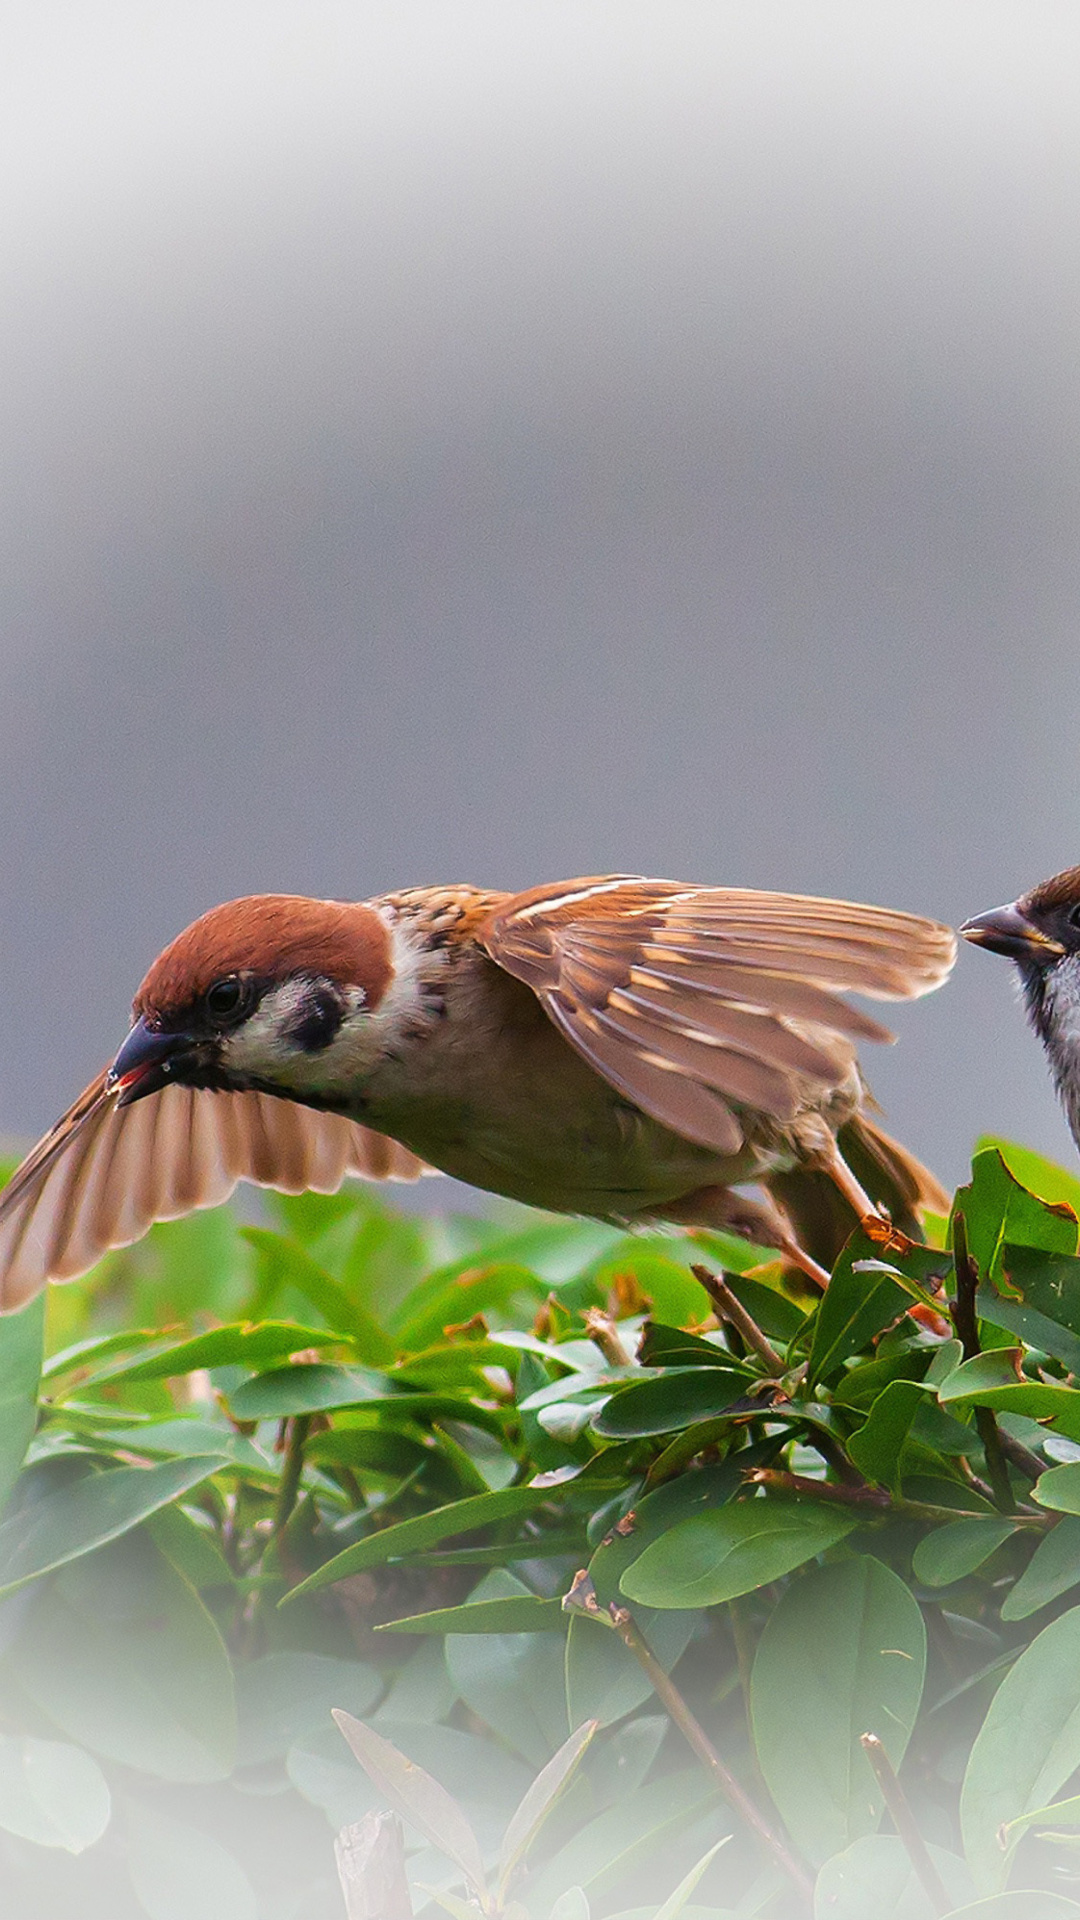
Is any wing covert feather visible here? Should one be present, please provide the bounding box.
[481,876,956,1154]
[0,1081,430,1307]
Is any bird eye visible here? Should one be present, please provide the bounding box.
[1070,907,1080,931]
[203,975,249,1025]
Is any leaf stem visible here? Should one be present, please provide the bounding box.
[859,1733,950,1917]
[608,1604,814,1905]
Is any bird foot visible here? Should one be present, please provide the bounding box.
[860,1213,916,1258]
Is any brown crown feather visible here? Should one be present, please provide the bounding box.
[134,895,394,1019]
[1022,867,1080,916]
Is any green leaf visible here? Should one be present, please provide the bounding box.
[0,1735,110,1852]
[636,1323,740,1368]
[912,1520,1018,1588]
[807,1231,911,1388]
[236,1652,381,1764]
[1001,1518,1080,1622]
[497,1718,598,1894]
[241,1226,396,1361]
[937,1351,1080,1442]
[592,1366,752,1438]
[976,1280,1080,1374]
[834,1349,931,1411]
[976,1138,1080,1216]
[392,1259,548,1349]
[707,1266,808,1341]
[588,1456,749,1606]
[621,1495,859,1608]
[941,1900,1080,1917]
[750,1559,926,1865]
[960,1602,1080,1892]
[283,1486,559,1601]
[0,1454,229,1598]
[17,1531,237,1782]
[148,1504,235,1591]
[226,1364,391,1418]
[289,1717,528,1833]
[305,1426,429,1478]
[813,1836,973,1919]
[549,1892,591,1920]
[102,1319,345,1381]
[228,1366,505,1427]
[332,1710,488,1898]
[1034,1464,1080,1514]
[125,1801,257,1920]
[953,1149,1078,1285]
[0,1293,44,1517]
[418,1890,485,1920]
[586,1716,667,1812]
[1002,1790,1080,1839]
[378,1596,565,1634]
[848,1381,926,1489]
[82,1414,270,1474]
[997,1246,1080,1338]
[445,1575,570,1764]
[41,1326,176,1383]
[649,1840,730,1920]
[524,1769,714,1913]
[605,1911,723,1920]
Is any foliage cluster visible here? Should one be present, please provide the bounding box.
[6,1141,1080,1916]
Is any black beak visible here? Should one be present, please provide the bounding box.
[106,1016,197,1105]
[960,902,1065,964]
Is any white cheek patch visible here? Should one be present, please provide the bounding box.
[217,912,441,1097]
[219,981,322,1079]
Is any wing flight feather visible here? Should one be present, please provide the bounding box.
[0,1081,430,1307]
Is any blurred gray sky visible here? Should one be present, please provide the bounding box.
[2,1,1080,1190]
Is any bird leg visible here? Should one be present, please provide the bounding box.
[818,1138,916,1257]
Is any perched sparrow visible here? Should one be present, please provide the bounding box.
[0,877,956,1307]
[963,866,1080,1149]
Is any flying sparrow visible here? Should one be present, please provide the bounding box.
[963,865,1080,1150]
[0,877,956,1306]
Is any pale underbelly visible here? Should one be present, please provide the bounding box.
[362,1085,773,1222]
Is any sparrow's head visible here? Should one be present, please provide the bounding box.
[106,895,397,1108]
[962,868,1080,1041]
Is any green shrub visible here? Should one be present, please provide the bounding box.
[4,1138,1080,1917]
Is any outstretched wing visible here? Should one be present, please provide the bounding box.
[480,877,956,1157]
[0,1078,431,1308]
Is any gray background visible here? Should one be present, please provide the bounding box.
[3,1,1079,1193]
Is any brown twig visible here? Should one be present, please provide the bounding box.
[690,1265,786,1374]
[608,1604,813,1904]
[949,1211,980,1362]
[860,1734,950,1916]
[335,1811,413,1920]
[949,1213,1014,1513]
[995,1427,1046,1482]
[744,1467,1045,1529]
[582,1308,632,1368]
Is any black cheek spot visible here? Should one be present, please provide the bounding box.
[289,985,346,1053]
